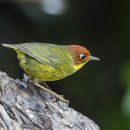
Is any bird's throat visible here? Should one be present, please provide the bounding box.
[73,61,87,71]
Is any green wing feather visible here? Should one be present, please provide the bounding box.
[2,43,70,69]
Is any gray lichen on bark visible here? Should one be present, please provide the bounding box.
[0,71,100,130]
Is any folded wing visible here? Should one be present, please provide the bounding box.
[12,43,68,69]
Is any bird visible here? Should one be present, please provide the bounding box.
[2,43,100,103]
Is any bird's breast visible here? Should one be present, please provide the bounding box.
[16,51,76,82]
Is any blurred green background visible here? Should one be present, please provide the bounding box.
[0,0,130,130]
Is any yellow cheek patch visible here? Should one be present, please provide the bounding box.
[73,61,88,71]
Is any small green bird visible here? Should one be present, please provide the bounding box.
[2,43,99,103]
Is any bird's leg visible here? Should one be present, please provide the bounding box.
[41,81,49,89]
[33,80,69,104]
[41,82,64,98]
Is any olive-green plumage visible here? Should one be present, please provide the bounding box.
[2,43,79,82]
[2,43,100,103]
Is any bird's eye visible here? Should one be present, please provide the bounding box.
[80,54,86,60]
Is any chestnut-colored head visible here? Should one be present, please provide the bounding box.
[68,45,100,69]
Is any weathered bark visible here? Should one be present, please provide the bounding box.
[0,71,100,130]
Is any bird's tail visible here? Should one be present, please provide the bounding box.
[2,44,16,49]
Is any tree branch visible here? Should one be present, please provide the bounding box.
[0,71,100,130]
